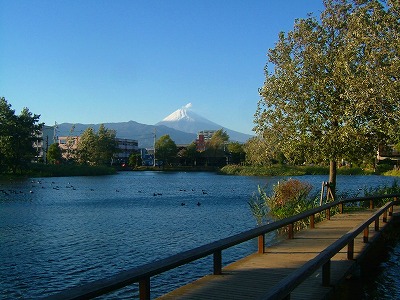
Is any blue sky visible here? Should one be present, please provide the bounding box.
[0,1,324,135]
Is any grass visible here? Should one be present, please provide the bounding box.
[220,164,376,176]
[383,169,400,176]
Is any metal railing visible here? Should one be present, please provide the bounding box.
[45,194,400,300]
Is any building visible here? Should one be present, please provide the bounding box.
[196,130,216,152]
[114,138,139,165]
[33,125,56,162]
[58,136,139,164]
[141,148,155,166]
[58,136,80,161]
[377,144,400,162]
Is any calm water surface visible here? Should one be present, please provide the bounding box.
[0,172,398,299]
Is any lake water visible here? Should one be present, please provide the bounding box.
[0,172,398,299]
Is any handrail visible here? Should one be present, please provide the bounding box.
[258,199,400,300]
[44,194,400,300]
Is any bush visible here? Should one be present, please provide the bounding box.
[363,180,400,207]
[248,179,318,228]
[25,163,117,177]
[383,169,400,177]
[220,165,326,176]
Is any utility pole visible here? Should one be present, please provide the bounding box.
[153,127,156,167]
[54,121,58,143]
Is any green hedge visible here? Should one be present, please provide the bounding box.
[23,163,117,177]
[220,164,381,176]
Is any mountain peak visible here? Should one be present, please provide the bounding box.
[162,103,194,122]
[156,103,253,143]
[157,103,219,133]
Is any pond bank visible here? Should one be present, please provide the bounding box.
[219,164,400,177]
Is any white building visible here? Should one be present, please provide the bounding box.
[33,125,56,162]
[114,138,139,165]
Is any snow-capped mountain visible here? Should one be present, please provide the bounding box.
[156,103,252,143]
[56,104,252,148]
[156,103,221,134]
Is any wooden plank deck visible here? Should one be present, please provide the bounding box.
[157,208,399,300]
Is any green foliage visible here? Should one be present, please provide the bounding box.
[26,163,116,177]
[383,169,400,177]
[227,142,245,164]
[206,129,229,155]
[0,97,43,173]
[177,142,199,166]
[336,167,373,175]
[248,179,317,227]
[155,134,178,166]
[254,0,400,190]
[76,125,117,166]
[363,180,400,207]
[364,180,400,198]
[221,164,329,176]
[47,143,62,164]
[244,136,285,166]
[208,129,229,149]
[128,152,142,168]
[96,124,117,165]
[76,127,96,164]
[248,185,269,225]
[203,129,230,166]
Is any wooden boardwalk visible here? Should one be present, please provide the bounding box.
[157,208,399,300]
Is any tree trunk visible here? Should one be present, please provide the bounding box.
[328,160,337,200]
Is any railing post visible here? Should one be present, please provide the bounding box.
[258,234,265,254]
[139,277,150,300]
[375,218,380,231]
[383,210,388,223]
[392,197,399,216]
[310,214,315,229]
[288,223,294,239]
[339,202,344,214]
[326,208,331,220]
[370,200,374,209]
[363,227,369,243]
[347,239,354,260]
[213,250,222,275]
[322,259,331,286]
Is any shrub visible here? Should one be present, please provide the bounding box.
[363,180,400,207]
[248,179,318,228]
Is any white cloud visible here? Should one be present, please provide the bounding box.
[184,103,192,109]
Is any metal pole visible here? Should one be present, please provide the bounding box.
[153,127,156,167]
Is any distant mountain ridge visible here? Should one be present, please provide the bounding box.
[57,104,252,148]
[156,103,252,142]
[57,121,196,148]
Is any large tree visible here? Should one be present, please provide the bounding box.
[0,97,42,173]
[155,134,178,166]
[96,124,117,165]
[227,142,245,165]
[47,143,63,164]
[204,129,230,166]
[76,125,117,166]
[244,136,279,166]
[254,0,400,198]
[177,142,199,166]
[76,127,97,165]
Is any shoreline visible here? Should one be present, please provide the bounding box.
[1,164,399,179]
